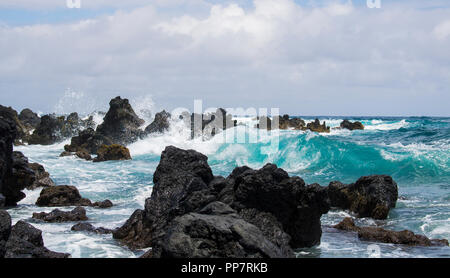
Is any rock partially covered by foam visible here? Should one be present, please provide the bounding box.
[334,217,449,247]
[32,207,88,223]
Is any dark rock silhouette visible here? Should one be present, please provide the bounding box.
[340,120,364,130]
[145,110,171,134]
[326,175,398,219]
[32,207,88,223]
[306,118,330,133]
[96,96,145,145]
[114,146,330,258]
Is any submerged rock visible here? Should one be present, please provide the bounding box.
[326,175,398,220]
[71,222,113,234]
[334,217,449,247]
[93,144,132,162]
[114,146,330,258]
[96,96,145,145]
[1,214,69,258]
[145,110,171,134]
[340,120,364,130]
[32,207,88,223]
[92,199,113,208]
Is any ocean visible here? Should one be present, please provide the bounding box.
[8,116,450,258]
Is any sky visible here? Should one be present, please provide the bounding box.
[0,0,449,116]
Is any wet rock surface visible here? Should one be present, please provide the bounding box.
[334,217,449,247]
[306,118,330,133]
[93,144,132,162]
[36,185,92,207]
[32,206,88,223]
[326,175,398,219]
[0,210,69,258]
[340,120,364,130]
[71,222,113,234]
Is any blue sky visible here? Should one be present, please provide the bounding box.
[0,0,449,116]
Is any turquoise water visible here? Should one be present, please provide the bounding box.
[8,116,450,258]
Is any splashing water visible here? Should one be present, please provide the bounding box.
[8,116,450,258]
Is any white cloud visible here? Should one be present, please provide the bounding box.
[0,0,449,116]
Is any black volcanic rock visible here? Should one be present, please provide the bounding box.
[36,185,92,207]
[0,114,27,206]
[64,128,113,155]
[334,217,449,247]
[96,96,145,145]
[326,175,398,220]
[32,206,88,223]
[114,146,330,258]
[35,185,112,209]
[145,110,171,134]
[3,219,70,258]
[340,120,364,130]
[28,112,93,146]
[5,152,35,201]
[71,222,113,234]
[28,162,55,189]
[93,144,131,162]
[18,108,41,130]
[0,105,29,145]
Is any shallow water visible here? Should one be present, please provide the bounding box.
[8,116,450,258]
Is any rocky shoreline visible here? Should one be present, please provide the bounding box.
[0,97,448,258]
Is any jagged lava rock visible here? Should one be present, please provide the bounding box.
[32,206,88,222]
[0,115,28,206]
[340,120,364,130]
[334,217,449,247]
[306,119,330,133]
[64,127,113,155]
[2,216,69,258]
[145,110,171,134]
[114,146,330,258]
[93,144,131,162]
[0,105,29,145]
[96,96,145,145]
[327,175,398,220]
[18,108,41,130]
